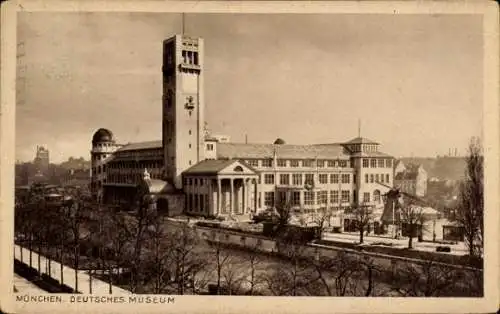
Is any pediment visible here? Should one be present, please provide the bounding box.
[218,160,257,175]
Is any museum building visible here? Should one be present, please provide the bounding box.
[90,34,396,219]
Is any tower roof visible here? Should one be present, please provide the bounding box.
[92,128,114,144]
[345,137,379,145]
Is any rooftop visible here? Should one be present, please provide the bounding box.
[345,137,379,145]
[183,159,242,175]
[216,143,349,160]
[116,140,162,152]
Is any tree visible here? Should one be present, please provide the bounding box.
[241,241,267,295]
[311,206,334,239]
[346,204,374,244]
[392,257,462,297]
[455,137,483,257]
[266,230,313,296]
[399,198,425,249]
[167,223,205,295]
[206,233,237,295]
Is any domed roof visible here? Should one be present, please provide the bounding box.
[273,138,286,145]
[92,128,114,144]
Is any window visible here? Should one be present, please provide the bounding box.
[305,173,314,185]
[319,174,328,184]
[386,159,393,168]
[279,174,290,185]
[304,191,315,205]
[339,160,347,168]
[317,160,325,168]
[302,159,313,167]
[292,174,302,185]
[262,159,273,167]
[370,159,377,168]
[370,174,374,183]
[375,174,379,182]
[341,190,350,203]
[318,191,328,204]
[327,160,335,167]
[277,159,287,167]
[363,192,370,203]
[365,174,369,183]
[247,159,258,167]
[386,174,390,182]
[341,174,350,184]
[374,190,381,203]
[331,174,339,184]
[381,174,385,183]
[363,159,369,168]
[378,159,385,168]
[353,174,357,184]
[189,143,192,149]
[330,190,339,203]
[290,160,299,167]
[264,192,274,207]
[292,191,300,206]
[206,143,214,151]
[264,174,275,185]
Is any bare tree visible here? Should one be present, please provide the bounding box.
[455,137,483,258]
[308,251,363,296]
[167,223,204,295]
[242,241,267,295]
[221,256,246,295]
[205,234,236,295]
[392,257,461,297]
[346,204,374,244]
[311,206,334,239]
[266,231,313,296]
[399,198,425,249]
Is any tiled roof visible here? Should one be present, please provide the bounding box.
[345,137,379,145]
[116,140,162,152]
[183,159,239,175]
[216,143,349,159]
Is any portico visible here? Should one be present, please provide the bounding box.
[183,159,259,218]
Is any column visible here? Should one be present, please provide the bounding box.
[217,178,222,216]
[230,178,234,214]
[253,179,258,213]
[243,179,248,214]
[208,178,213,216]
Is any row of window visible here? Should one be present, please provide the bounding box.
[107,161,162,170]
[362,158,393,168]
[186,193,209,213]
[246,159,351,168]
[364,173,391,184]
[264,190,352,207]
[262,173,353,185]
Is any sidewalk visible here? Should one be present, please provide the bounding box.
[14,244,131,295]
[322,232,468,255]
[14,274,49,294]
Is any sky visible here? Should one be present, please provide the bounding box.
[16,12,483,163]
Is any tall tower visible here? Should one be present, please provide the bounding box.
[162,35,205,189]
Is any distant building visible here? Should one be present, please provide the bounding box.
[394,162,428,197]
[33,146,49,176]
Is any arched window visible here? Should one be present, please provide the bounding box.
[374,190,381,203]
[233,166,244,172]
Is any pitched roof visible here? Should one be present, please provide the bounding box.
[183,159,239,175]
[216,143,349,159]
[345,137,379,145]
[116,140,162,152]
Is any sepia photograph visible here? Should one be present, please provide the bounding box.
[1,1,498,313]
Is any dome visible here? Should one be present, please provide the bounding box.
[92,128,114,144]
[273,138,286,145]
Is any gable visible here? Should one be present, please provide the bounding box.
[218,160,257,175]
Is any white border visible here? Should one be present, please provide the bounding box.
[1,1,499,313]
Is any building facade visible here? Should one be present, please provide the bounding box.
[90,34,396,219]
[394,162,428,197]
